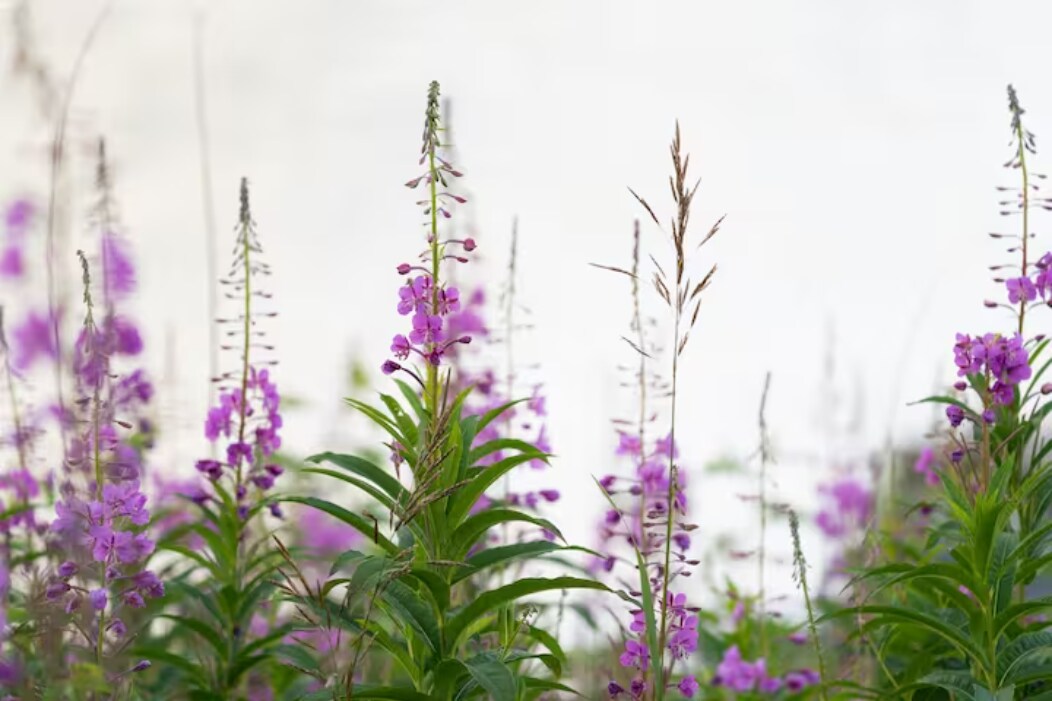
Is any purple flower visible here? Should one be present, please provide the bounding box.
[4,199,32,231]
[438,286,461,314]
[409,312,444,345]
[678,675,699,698]
[102,234,136,301]
[914,446,939,486]
[946,405,965,427]
[816,477,872,539]
[397,276,432,316]
[784,670,813,692]
[618,639,649,670]
[616,432,641,456]
[759,672,783,693]
[89,588,108,611]
[391,335,412,359]
[953,333,1031,406]
[112,316,143,356]
[11,311,57,371]
[0,245,23,278]
[1006,276,1037,303]
[655,431,679,458]
[132,570,164,598]
[123,591,146,608]
[196,459,224,481]
[715,645,763,693]
[608,681,624,697]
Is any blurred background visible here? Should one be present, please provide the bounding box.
[2,0,1052,614]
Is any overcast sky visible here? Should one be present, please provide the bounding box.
[3,0,1052,607]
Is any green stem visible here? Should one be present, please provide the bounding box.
[1015,119,1030,337]
[236,216,252,489]
[427,144,440,421]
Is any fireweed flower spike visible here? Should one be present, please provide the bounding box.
[199,178,283,519]
[48,252,160,669]
[387,80,473,406]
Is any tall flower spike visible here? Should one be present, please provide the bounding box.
[199,179,283,519]
[386,81,473,411]
[48,252,161,671]
[993,86,1052,333]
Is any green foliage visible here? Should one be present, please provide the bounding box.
[279,380,609,700]
[134,483,294,699]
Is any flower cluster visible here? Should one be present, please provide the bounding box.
[815,476,873,539]
[596,432,692,569]
[913,446,939,486]
[48,485,161,615]
[710,645,819,694]
[197,366,284,519]
[386,272,472,371]
[0,198,33,279]
[950,332,1031,415]
[604,431,697,698]
[45,246,162,651]
[1003,251,1052,305]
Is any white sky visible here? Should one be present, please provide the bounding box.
[3,0,1052,610]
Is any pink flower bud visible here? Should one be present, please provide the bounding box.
[463,238,477,251]
[1041,383,1052,394]
[397,263,411,275]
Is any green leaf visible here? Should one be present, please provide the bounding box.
[448,453,551,526]
[998,630,1052,684]
[132,647,209,686]
[445,577,609,650]
[344,687,434,701]
[394,379,427,421]
[306,451,407,501]
[635,549,662,700]
[380,393,419,448]
[839,605,990,670]
[993,596,1052,638]
[281,495,398,554]
[464,653,517,701]
[475,398,529,435]
[915,671,977,700]
[520,677,584,696]
[449,509,564,558]
[379,576,443,654]
[453,541,588,583]
[524,625,567,665]
[159,614,225,657]
[467,438,543,466]
[346,397,410,450]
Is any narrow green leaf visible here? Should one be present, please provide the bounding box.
[445,577,609,650]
